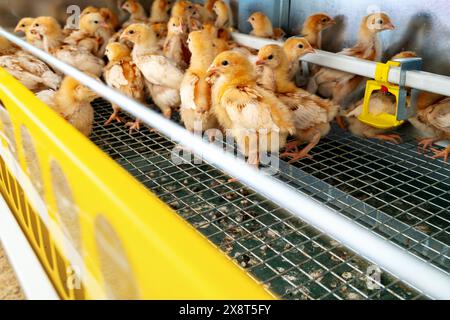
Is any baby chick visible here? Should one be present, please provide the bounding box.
[104,42,145,131]
[30,16,105,77]
[36,76,97,137]
[301,13,335,50]
[283,36,318,81]
[149,0,172,23]
[64,12,111,57]
[256,43,339,162]
[411,98,450,162]
[15,18,43,49]
[99,7,120,31]
[180,30,220,135]
[308,12,395,104]
[206,51,295,168]
[213,0,233,29]
[171,0,202,33]
[0,36,61,92]
[121,0,148,27]
[248,12,285,40]
[121,23,184,119]
[163,16,190,70]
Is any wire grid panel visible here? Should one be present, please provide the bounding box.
[89,98,450,300]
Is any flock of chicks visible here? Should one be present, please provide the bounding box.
[0,0,449,167]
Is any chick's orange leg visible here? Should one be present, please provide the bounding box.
[418,137,439,153]
[281,132,321,163]
[335,115,347,130]
[373,134,402,145]
[431,146,450,163]
[104,104,123,125]
[126,119,141,134]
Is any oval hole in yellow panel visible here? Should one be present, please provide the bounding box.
[94,215,140,300]
[20,125,44,197]
[0,103,17,158]
[50,160,82,256]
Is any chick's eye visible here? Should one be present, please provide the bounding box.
[378,19,383,24]
[298,44,304,49]
[222,60,229,66]
[188,5,192,9]
[94,20,99,24]
[21,24,25,27]
[268,54,273,60]
[129,30,135,34]
[35,23,40,27]
[173,23,176,26]
[322,18,328,22]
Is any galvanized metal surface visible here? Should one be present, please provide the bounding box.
[91,98,450,300]
[287,0,450,75]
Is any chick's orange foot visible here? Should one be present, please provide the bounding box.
[280,149,314,164]
[126,120,141,133]
[104,112,123,125]
[373,134,402,144]
[418,138,438,153]
[431,146,450,163]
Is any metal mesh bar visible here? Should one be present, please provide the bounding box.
[90,99,449,300]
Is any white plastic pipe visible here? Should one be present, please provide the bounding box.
[231,32,450,97]
[1,28,449,299]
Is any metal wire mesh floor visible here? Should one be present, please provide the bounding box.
[90,98,449,300]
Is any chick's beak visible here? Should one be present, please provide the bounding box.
[305,47,316,54]
[385,22,395,30]
[14,26,21,33]
[255,59,266,66]
[206,65,219,77]
[329,18,336,25]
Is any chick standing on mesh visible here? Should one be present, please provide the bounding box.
[308,13,395,104]
[30,16,105,77]
[0,36,61,92]
[207,51,295,168]
[248,12,285,40]
[104,42,146,132]
[36,76,98,137]
[121,24,184,119]
[180,30,220,136]
[410,98,450,162]
[256,43,339,162]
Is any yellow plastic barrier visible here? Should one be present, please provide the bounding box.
[0,67,275,300]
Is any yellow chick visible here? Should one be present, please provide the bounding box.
[163,16,190,70]
[308,12,395,104]
[180,30,220,135]
[301,13,336,50]
[283,36,318,80]
[15,18,43,49]
[64,12,111,57]
[206,51,295,168]
[36,76,97,137]
[256,43,339,162]
[411,98,450,162]
[30,16,105,76]
[248,12,285,40]
[104,42,146,132]
[121,0,148,27]
[121,23,184,118]
[150,0,172,23]
[171,0,202,32]
[213,0,233,29]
